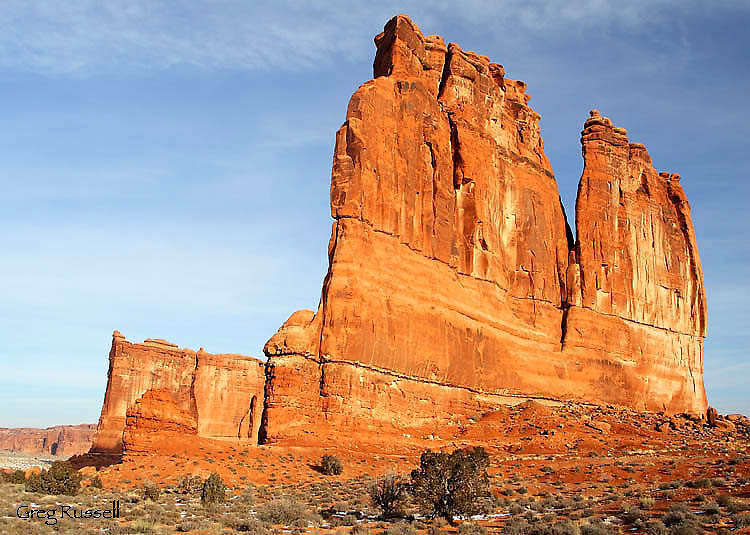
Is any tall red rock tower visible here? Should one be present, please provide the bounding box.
[261,15,707,444]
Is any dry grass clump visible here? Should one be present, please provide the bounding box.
[256,496,322,527]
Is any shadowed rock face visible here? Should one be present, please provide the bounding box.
[261,14,708,443]
[90,332,265,454]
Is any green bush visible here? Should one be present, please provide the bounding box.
[410,446,490,524]
[25,461,82,495]
[201,472,226,506]
[369,473,408,518]
[321,455,344,476]
[89,475,103,489]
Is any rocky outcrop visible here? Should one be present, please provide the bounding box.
[261,14,707,444]
[562,110,707,414]
[90,331,265,454]
[122,389,198,454]
[0,425,95,457]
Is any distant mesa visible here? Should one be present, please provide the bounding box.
[85,14,709,458]
[0,425,95,457]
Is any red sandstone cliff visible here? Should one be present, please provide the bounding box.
[0,425,95,457]
[122,389,198,455]
[261,15,708,444]
[90,331,265,454]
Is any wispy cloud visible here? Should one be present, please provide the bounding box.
[1,0,744,76]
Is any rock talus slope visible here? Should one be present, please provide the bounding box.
[90,331,265,454]
[262,15,707,443]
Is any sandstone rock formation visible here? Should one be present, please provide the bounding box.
[262,14,707,444]
[122,389,198,454]
[90,331,265,454]
[0,425,94,457]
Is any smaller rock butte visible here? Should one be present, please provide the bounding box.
[89,331,265,455]
[88,14,710,456]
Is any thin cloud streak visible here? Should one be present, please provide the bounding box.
[1,0,744,76]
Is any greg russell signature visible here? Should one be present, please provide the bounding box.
[16,500,121,525]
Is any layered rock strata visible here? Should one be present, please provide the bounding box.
[122,389,198,454]
[0,425,95,457]
[90,331,265,454]
[261,15,707,443]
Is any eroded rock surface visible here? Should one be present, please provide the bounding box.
[262,15,708,444]
[122,389,198,455]
[0,425,95,456]
[90,331,265,454]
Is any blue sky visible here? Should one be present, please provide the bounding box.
[1,1,747,427]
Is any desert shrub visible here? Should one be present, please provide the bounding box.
[385,522,417,535]
[459,521,488,535]
[89,475,103,489]
[321,455,344,476]
[727,500,750,514]
[256,497,320,527]
[222,515,268,532]
[352,525,371,535]
[176,519,216,532]
[369,473,408,518]
[410,446,490,524]
[733,513,750,529]
[716,494,732,507]
[580,519,617,535]
[661,504,704,535]
[129,518,159,534]
[25,461,82,495]
[201,472,226,506]
[235,483,256,505]
[552,519,582,535]
[503,517,531,535]
[648,521,669,535]
[622,507,647,524]
[142,481,160,502]
[177,474,203,494]
[428,518,449,535]
[640,496,656,509]
[2,470,26,484]
[689,478,711,489]
[509,502,525,515]
[702,502,721,516]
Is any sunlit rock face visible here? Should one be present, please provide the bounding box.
[261,15,707,444]
[90,332,265,454]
